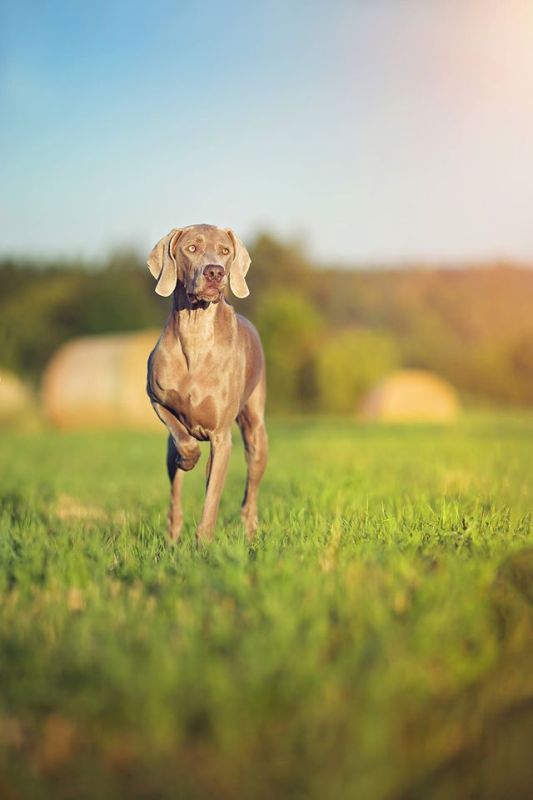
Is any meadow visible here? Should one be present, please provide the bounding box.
[1,415,532,799]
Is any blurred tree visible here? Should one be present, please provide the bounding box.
[240,233,313,315]
[255,291,323,412]
[68,269,164,335]
[0,274,84,380]
[315,328,400,413]
[512,334,533,404]
[0,255,165,381]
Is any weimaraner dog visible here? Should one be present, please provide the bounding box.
[146,224,267,544]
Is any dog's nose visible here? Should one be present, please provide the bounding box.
[203,264,224,283]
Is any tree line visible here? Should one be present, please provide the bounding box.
[1,233,532,410]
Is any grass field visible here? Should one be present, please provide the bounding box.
[1,415,532,799]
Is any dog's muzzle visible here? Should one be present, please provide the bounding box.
[187,264,225,304]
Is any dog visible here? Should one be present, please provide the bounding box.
[146,224,267,544]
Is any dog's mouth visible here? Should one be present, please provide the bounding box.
[187,290,223,307]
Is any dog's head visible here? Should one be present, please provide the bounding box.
[147,224,251,304]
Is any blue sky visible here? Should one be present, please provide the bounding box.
[1,0,533,264]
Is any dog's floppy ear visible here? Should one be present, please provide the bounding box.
[226,229,251,298]
[147,228,184,297]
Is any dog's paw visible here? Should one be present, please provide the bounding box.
[241,508,258,539]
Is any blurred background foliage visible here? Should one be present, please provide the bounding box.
[1,232,532,410]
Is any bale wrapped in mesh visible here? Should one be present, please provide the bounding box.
[42,331,161,429]
[0,369,34,428]
[359,369,460,423]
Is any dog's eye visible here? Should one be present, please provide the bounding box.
[187,245,197,253]
[222,247,230,255]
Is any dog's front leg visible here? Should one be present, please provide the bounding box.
[152,402,201,541]
[196,429,232,544]
[166,436,185,541]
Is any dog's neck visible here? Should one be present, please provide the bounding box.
[170,284,231,367]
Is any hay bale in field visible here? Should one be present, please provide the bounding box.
[42,331,161,429]
[0,369,34,427]
[359,369,460,423]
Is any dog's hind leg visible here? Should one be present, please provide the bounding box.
[237,374,268,539]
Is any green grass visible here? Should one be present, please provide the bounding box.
[0,415,532,799]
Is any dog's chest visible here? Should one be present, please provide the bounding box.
[151,342,236,434]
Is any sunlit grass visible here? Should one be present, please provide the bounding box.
[0,415,532,799]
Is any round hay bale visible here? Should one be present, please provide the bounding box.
[359,369,460,423]
[42,330,161,430]
[0,369,34,427]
